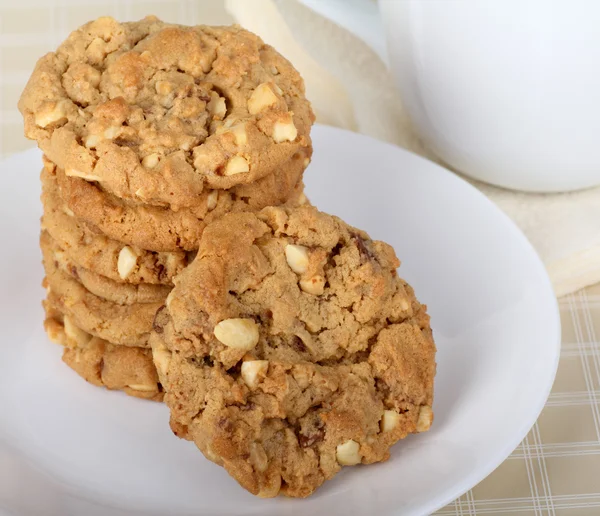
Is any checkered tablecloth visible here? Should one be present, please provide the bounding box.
[2,2,600,514]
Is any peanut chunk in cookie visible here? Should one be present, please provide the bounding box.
[248,83,278,114]
[214,318,259,350]
[380,410,400,432]
[285,244,309,274]
[153,341,172,376]
[206,190,218,211]
[336,439,362,466]
[272,117,297,143]
[224,156,250,176]
[142,153,160,169]
[65,168,102,182]
[241,360,269,388]
[35,100,67,128]
[299,275,325,295]
[229,124,248,146]
[63,315,92,347]
[118,246,138,280]
[417,405,433,432]
[128,383,156,392]
[249,442,269,472]
[207,94,226,119]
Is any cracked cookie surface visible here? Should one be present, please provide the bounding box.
[19,16,314,209]
[151,206,436,498]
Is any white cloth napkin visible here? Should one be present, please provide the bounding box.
[226,0,600,297]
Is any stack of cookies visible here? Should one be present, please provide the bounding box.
[20,16,436,499]
[18,17,313,401]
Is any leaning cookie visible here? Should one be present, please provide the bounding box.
[19,16,314,209]
[41,163,189,285]
[53,148,308,252]
[44,303,162,401]
[151,206,436,498]
[42,232,160,347]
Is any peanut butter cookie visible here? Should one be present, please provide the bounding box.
[19,16,314,209]
[151,206,436,498]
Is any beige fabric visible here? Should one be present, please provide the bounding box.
[2,1,600,512]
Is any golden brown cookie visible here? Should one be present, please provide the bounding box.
[53,148,308,252]
[46,230,170,304]
[41,164,189,285]
[19,16,314,209]
[151,206,436,498]
[44,303,162,401]
[42,231,159,347]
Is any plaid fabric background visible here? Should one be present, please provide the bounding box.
[2,1,599,514]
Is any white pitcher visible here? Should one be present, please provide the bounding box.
[300,0,600,193]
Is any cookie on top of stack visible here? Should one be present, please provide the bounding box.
[18,16,313,400]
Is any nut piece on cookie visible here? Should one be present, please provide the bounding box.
[336,440,362,466]
[241,360,269,388]
[416,405,433,432]
[272,117,297,143]
[62,206,75,217]
[206,190,218,211]
[214,318,259,350]
[128,383,156,392]
[285,244,309,274]
[229,124,248,146]
[207,93,227,120]
[84,134,101,149]
[117,246,138,280]
[35,100,68,128]
[224,156,250,176]
[63,315,92,347]
[103,126,121,140]
[153,341,172,376]
[380,410,400,433]
[299,275,325,295]
[248,83,278,114]
[142,153,160,169]
[65,168,102,182]
[249,442,269,472]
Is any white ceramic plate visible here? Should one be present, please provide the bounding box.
[0,125,559,516]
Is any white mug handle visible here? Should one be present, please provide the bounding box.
[295,0,388,65]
